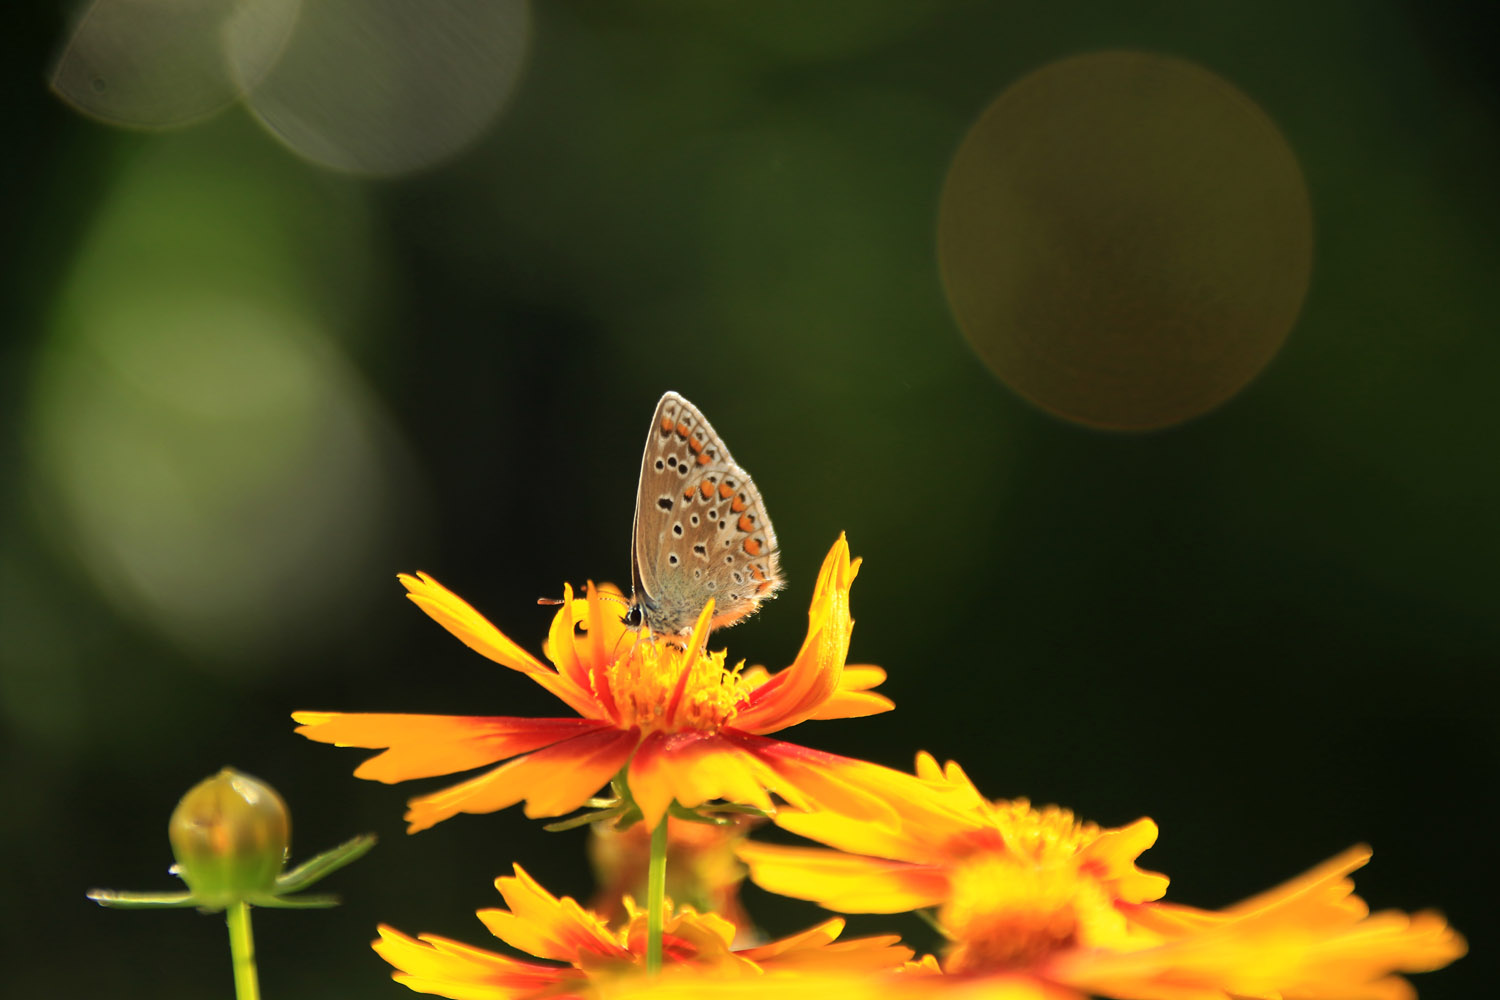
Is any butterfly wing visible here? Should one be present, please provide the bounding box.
[630,392,783,635]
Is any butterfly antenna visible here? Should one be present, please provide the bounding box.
[610,616,653,662]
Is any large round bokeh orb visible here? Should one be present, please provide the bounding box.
[938,52,1312,430]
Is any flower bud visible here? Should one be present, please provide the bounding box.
[168,768,289,909]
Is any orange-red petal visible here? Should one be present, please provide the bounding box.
[735,734,900,827]
[403,726,638,833]
[603,969,1079,1000]
[291,712,610,783]
[477,865,631,964]
[373,925,575,1000]
[626,729,900,831]
[400,571,599,718]
[733,534,859,735]
[627,731,780,828]
[805,665,895,720]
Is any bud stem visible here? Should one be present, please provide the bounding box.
[645,817,668,974]
[226,901,262,1000]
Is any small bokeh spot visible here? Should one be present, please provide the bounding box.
[938,52,1313,430]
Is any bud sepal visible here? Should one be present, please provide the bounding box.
[87,767,375,912]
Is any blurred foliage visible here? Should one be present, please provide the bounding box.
[2,1,1495,997]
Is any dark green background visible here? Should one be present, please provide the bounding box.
[2,3,1492,997]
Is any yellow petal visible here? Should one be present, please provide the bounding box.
[1058,848,1466,1000]
[1081,818,1169,904]
[739,842,951,913]
[804,688,896,720]
[373,924,573,999]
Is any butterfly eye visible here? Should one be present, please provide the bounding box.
[623,605,643,628]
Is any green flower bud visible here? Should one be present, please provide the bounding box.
[168,768,289,909]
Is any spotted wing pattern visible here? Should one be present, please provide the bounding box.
[629,392,784,635]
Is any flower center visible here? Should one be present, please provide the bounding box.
[945,799,1099,866]
[938,802,1136,974]
[940,856,1094,974]
[602,635,750,733]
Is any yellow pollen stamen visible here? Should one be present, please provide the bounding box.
[603,635,751,733]
[945,799,1100,867]
[986,800,1098,861]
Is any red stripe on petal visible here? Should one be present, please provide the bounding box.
[292,713,606,783]
[403,726,637,832]
[479,865,632,964]
[733,536,859,734]
[627,731,678,829]
[721,730,899,827]
[374,924,577,992]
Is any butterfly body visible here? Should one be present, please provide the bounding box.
[628,392,783,636]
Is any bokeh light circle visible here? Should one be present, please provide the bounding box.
[26,132,417,671]
[938,52,1313,429]
[50,0,300,129]
[230,0,531,176]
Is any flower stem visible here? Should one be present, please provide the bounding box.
[226,901,261,1000]
[646,816,668,975]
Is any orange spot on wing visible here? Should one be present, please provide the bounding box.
[743,538,762,556]
[718,483,734,499]
[660,416,674,433]
[737,514,754,533]
[689,437,705,454]
[749,564,766,581]
[696,452,711,465]
[676,422,690,438]
[757,580,774,594]
[700,481,715,499]
[683,486,695,501]
[731,496,747,512]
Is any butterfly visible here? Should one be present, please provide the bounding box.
[623,392,784,635]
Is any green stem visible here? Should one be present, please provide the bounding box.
[226,901,262,1000]
[645,817,668,975]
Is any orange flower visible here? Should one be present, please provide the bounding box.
[740,753,1168,918]
[294,535,904,832]
[373,864,912,1000]
[738,753,1466,1000]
